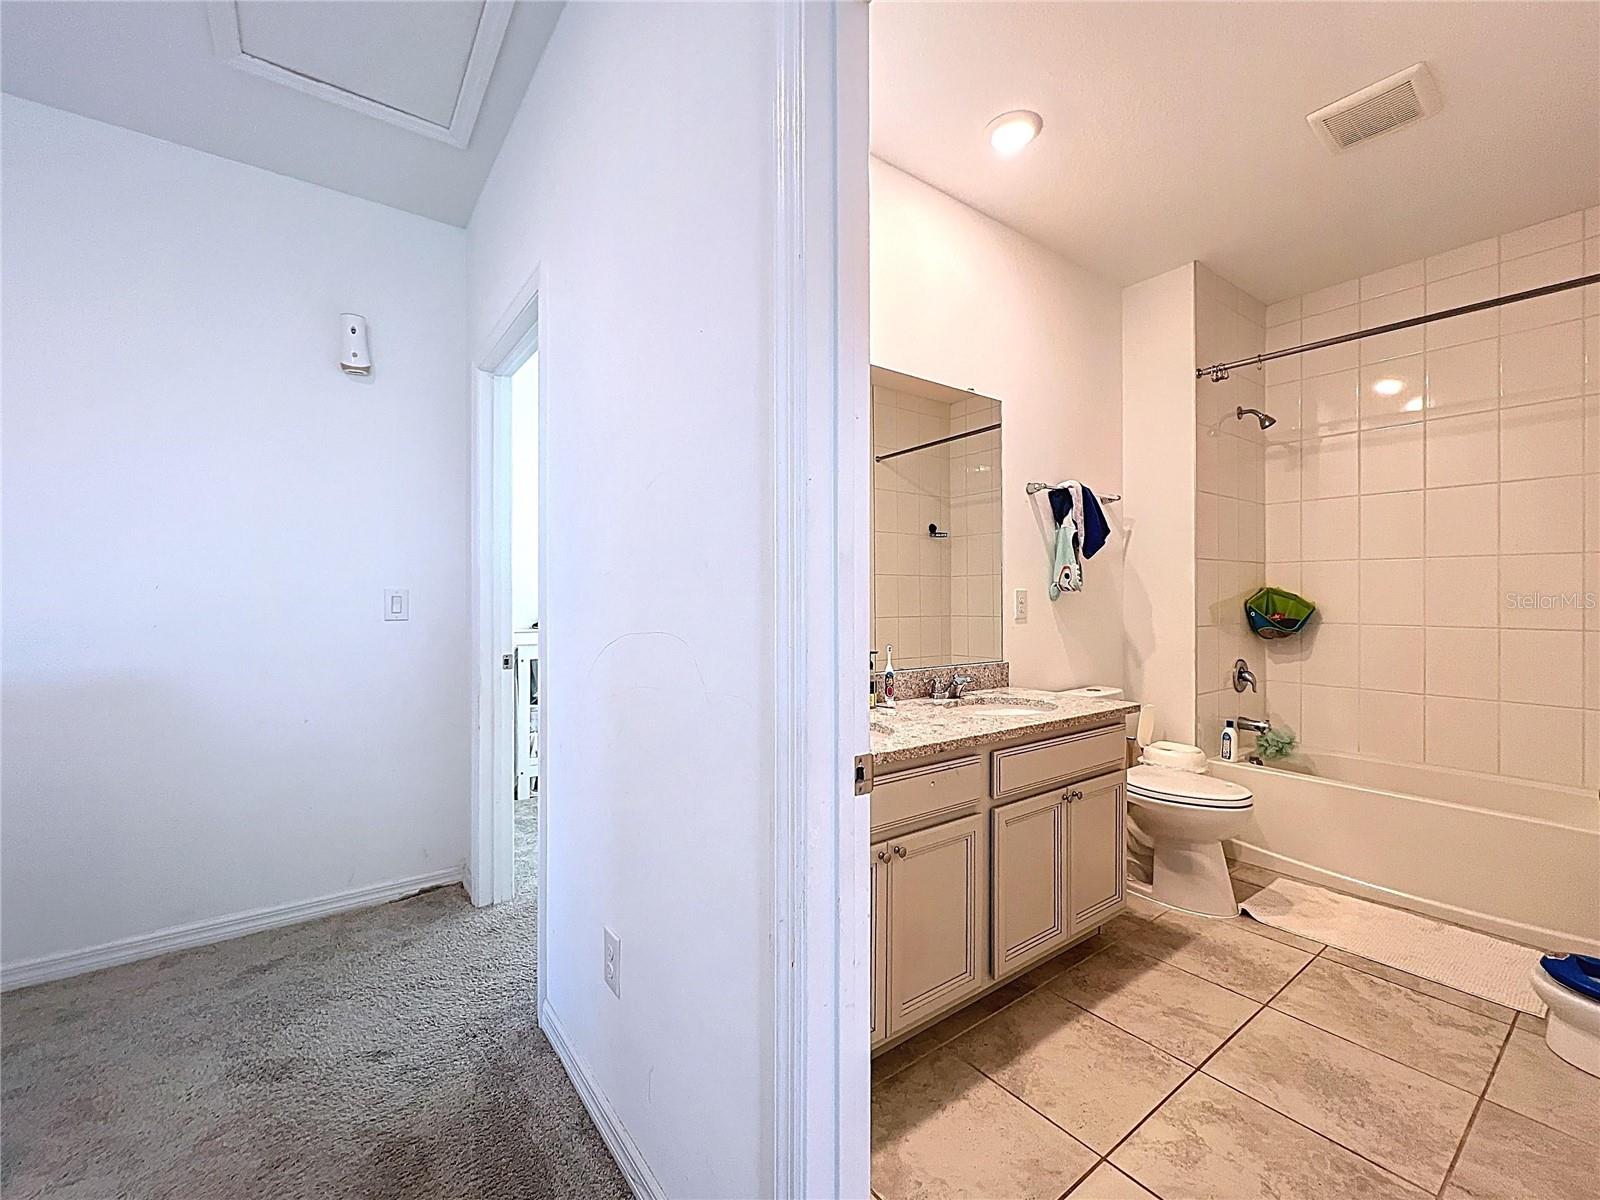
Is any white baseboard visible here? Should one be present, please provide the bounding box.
[540,999,665,1200]
[0,866,464,992]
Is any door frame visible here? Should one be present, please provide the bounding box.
[468,268,546,1011]
[464,2,870,1190]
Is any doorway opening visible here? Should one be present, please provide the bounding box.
[509,351,539,896]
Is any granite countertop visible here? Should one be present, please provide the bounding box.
[869,687,1140,768]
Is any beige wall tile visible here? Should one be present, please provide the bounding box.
[1362,260,1425,301]
[1301,433,1359,498]
[1425,627,1499,699]
[1360,289,1425,363]
[1361,423,1424,493]
[1302,622,1360,687]
[1500,211,1585,261]
[1302,278,1359,317]
[1500,476,1585,554]
[1361,558,1424,625]
[1302,369,1360,436]
[1500,398,1587,480]
[1425,267,1499,347]
[1426,237,1497,282]
[1426,483,1498,557]
[1302,684,1360,750]
[1361,356,1426,426]
[1361,626,1424,693]
[1300,560,1359,624]
[1425,556,1500,627]
[1360,689,1425,760]
[1361,491,1424,558]
[1499,242,1586,333]
[1424,338,1499,417]
[1426,411,1499,487]
[1498,702,1585,785]
[1500,553,1585,629]
[1426,695,1499,772]
[1301,497,1358,560]
[1501,320,1585,407]
[1499,629,1584,707]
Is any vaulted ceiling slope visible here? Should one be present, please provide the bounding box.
[871,0,1600,302]
[1,1,565,226]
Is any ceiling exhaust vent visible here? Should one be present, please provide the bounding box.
[1308,63,1441,152]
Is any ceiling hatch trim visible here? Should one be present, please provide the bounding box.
[203,1,512,148]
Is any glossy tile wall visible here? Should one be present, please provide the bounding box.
[1195,265,1269,750]
[1260,208,1600,788]
[873,386,1003,668]
[874,385,954,667]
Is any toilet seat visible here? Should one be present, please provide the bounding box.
[1128,765,1253,809]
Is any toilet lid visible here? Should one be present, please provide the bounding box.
[1128,765,1253,808]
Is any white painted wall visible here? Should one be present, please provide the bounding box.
[467,5,804,1196]
[869,159,1126,690]
[1,99,469,971]
[1121,264,1200,740]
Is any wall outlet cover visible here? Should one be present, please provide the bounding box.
[1013,588,1028,623]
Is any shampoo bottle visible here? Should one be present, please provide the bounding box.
[1220,718,1237,762]
[882,644,896,711]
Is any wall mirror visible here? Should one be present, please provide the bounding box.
[871,366,1002,670]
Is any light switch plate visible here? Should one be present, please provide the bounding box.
[604,927,621,998]
[384,589,410,621]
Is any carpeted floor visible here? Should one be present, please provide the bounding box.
[0,796,629,1200]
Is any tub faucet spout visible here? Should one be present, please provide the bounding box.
[1236,717,1271,735]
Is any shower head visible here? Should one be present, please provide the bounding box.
[1236,406,1277,430]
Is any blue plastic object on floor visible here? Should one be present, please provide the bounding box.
[1540,953,1600,1002]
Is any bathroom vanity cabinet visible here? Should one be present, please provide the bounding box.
[869,720,1128,1051]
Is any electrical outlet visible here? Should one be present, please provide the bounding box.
[604,927,621,998]
[1014,588,1028,623]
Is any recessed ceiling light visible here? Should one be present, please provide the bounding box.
[1372,377,1404,396]
[986,110,1042,156]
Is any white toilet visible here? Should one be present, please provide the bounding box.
[1126,732,1253,918]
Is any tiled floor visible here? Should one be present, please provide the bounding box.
[871,866,1599,1200]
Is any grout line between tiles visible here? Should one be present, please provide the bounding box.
[1434,1019,1516,1199]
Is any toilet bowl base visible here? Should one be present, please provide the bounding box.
[1150,838,1239,918]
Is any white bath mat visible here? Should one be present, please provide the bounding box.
[1242,877,1547,1015]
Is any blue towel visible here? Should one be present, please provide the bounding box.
[1048,484,1111,560]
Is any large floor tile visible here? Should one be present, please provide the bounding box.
[1066,1162,1158,1199]
[1485,1027,1600,1143]
[1205,1009,1478,1191]
[1111,909,1314,1000]
[1230,863,1284,888]
[1272,958,1508,1090]
[1444,1101,1600,1200]
[1233,915,1324,953]
[950,988,1191,1153]
[1048,942,1260,1064]
[1111,1073,1429,1200]
[872,1051,1097,1199]
[1319,947,1515,1024]
[871,976,1034,1084]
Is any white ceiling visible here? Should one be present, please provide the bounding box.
[871,1,1600,302]
[0,0,565,226]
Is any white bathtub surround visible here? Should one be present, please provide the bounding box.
[1242,878,1546,1015]
[1261,207,1600,790]
[1215,754,1600,955]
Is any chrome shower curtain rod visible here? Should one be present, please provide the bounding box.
[1197,273,1600,382]
[874,421,1000,463]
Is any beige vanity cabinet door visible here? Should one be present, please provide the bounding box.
[884,814,985,1037]
[1067,771,1127,935]
[990,788,1069,979]
[870,840,891,1047]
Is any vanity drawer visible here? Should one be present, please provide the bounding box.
[991,726,1124,800]
[872,756,984,833]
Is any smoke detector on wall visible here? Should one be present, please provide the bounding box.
[1307,63,1441,153]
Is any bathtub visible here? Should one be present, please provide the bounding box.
[1210,751,1600,955]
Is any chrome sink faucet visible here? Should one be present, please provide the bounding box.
[950,672,975,698]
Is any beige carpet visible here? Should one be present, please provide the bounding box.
[0,798,628,1199]
[1242,877,1547,1015]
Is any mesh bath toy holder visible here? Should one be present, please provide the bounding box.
[1245,587,1316,640]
